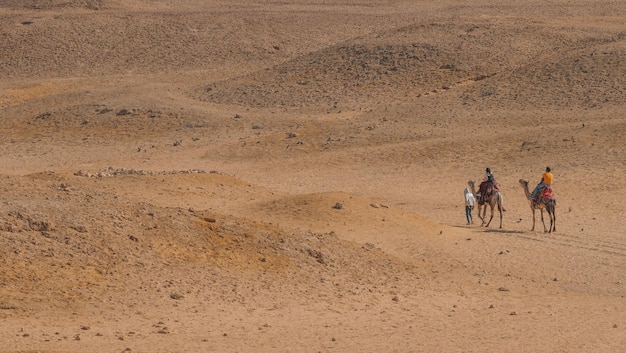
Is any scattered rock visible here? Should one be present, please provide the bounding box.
[71,225,88,233]
[307,249,325,264]
[170,293,184,300]
[34,112,52,120]
[30,219,52,231]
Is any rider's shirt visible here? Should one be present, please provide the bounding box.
[542,172,553,185]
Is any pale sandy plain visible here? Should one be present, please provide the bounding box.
[0,0,625,352]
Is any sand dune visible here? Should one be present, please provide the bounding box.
[1,0,625,352]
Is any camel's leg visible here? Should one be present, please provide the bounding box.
[485,203,494,227]
[531,208,536,231]
[479,205,486,226]
[483,203,490,227]
[540,209,547,232]
[483,204,489,227]
[549,203,556,233]
[546,207,552,233]
[498,195,503,229]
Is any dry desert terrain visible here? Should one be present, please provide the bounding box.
[1,0,625,352]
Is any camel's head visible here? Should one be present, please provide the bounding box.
[467,180,475,187]
[519,179,528,187]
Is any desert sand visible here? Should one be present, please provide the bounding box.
[1,0,625,352]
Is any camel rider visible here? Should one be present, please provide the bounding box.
[531,167,553,201]
[485,168,494,183]
[478,168,498,203]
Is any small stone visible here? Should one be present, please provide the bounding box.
[170,293,184,300]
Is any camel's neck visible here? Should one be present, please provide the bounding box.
[521,182,532,200]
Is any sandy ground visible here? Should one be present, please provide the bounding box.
[0,0,625,352]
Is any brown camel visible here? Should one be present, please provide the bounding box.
[519,179,556,233]
[467,180,505,229]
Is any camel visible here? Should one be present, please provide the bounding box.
[519,179,556,233]
[467,180,505,229]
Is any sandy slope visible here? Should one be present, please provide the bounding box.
[0,0,625,352]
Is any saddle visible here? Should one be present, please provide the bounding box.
[478,180,498,204]
[534,186,554,204]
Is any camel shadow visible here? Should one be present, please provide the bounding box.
[482,228,526,234]
[451,225,525,234]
